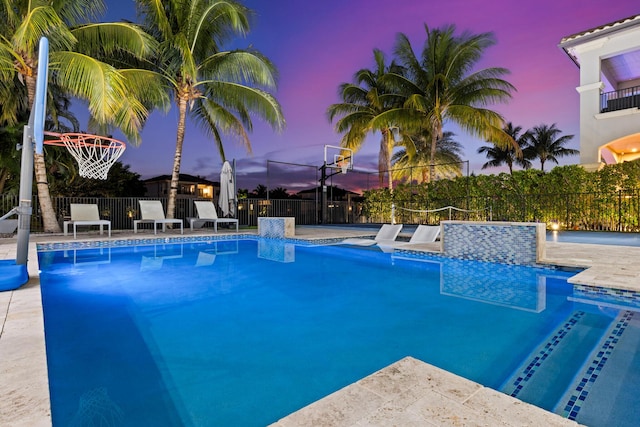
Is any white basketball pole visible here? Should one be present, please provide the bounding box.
[16,37,49,266]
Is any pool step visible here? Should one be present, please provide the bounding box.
[500,310,613,412]
[556,310,640,427]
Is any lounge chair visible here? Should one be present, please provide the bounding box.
[378,225,440,252]
[405,224,440,244]
[63,204,111,239]
[341,224,403,246]
[190,201,239,232]
[134,200,183,234]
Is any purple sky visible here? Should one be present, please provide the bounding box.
[100,0,639,193]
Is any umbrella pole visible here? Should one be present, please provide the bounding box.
[233,158,237,219]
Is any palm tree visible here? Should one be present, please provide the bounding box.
[0,0,167,231]
[392,131,464,183]
[477,122,530,174]
[374,24,516,183]
[327,49,404,190]
[136,0,285,219]
[525,123,578,172]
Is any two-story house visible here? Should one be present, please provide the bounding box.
[144,174,218,199]
[560,14,640,170]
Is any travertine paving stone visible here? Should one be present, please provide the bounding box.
[272,357,580,427]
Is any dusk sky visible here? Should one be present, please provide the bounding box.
[99,0,640,193]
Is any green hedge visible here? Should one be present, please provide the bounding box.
[362,162,640,231]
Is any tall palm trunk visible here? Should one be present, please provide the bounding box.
[378,128,395,192]
[167,95,188,220]
[0,169,8,194]
[26,74,60,233]
[428,127,439,183]
[385,129,394,192]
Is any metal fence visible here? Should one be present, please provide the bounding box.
[2,191,640,232]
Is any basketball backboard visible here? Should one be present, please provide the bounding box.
[324,145,353,174]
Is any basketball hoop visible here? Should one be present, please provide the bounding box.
[335,154,351,175]
[337,158,348,174]
[43,132,126,180]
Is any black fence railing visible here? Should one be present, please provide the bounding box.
[600,85,640,113]
[0,195,322,232]
[2,191,640,232]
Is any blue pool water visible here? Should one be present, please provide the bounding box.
[38,239,640,426]
[547,230,640,246]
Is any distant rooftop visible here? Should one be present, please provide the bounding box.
[145,173,217,185]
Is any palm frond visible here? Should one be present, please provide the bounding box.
[13,6,76,52]
[202,81,284,132]
[193,96,251,154]
[53,0,106,27]
[120,68,172,112]
[200,50,277,89]
[188,0,250,54]
[72,23,159,59]
[51,51,148,142]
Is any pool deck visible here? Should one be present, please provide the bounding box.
[3,226,639,426]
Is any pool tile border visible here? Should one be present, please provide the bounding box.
[506,311,586,399]
[35,234,350,252]
[572,284,640,308]
[561,310,635,420]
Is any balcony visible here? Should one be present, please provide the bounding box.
[600,85,640,113]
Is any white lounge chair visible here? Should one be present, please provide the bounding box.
[134,200,183,234]
[378,225,440,252]
[63,204,111,239]
[190,201,238,232]
[341,224,403,246]
[406,225,440,244]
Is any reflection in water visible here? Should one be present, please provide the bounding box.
[69,387,123,427]
[258,240,295,263]
[136,241,240,270]
[137,244,184,271]
[196,241,239,267]
[63,247,111,265]
[393,254,550,312]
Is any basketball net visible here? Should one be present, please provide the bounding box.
[43,132,126,180]
[336,155,349,174]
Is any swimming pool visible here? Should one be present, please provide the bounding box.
[38,239,640,426]
[548,230,640,246]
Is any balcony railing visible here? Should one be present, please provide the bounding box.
[600,85,640,113]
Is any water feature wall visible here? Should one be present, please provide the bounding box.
[442,221,545,266]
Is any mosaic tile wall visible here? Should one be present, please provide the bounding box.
[442,221,543,265]
[258,217,295,238]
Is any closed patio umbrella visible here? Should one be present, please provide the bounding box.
[218,161,236,217]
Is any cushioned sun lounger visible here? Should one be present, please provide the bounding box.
[63,204,111,239]
[341,224,403,246]
[134,200,183,234]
